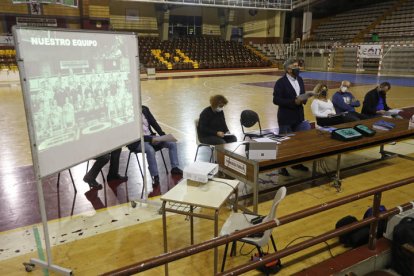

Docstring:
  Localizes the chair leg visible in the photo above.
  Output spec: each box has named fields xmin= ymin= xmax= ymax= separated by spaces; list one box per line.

xmin=124 ymin=151 xmax=132 ymax=176
xmin=270 ymin=234 xmax=278 ymax=252
xmin=209 ymin=147 xmax=214 ymax=163
xmin=230 ymin=241 xmax=237 ymax=257
xmin=100 ymin=169 xmax=107 ymax=207
xmin=221 ymin=243 xmax=229 ymax=272
xmin=68 ymin=169 xmax=77 ymax=194
xmin=134 ymin=153 xmax=144 ymax=180
xmin=159 ymin=150 xmax=168 ymax=174
xmin=194 ymin=145 xmax=201 ymax=162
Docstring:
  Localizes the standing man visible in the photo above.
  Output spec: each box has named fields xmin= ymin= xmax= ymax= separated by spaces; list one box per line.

xmin=332 ymin=80 xmax=367 ymax=121
xmin=273 ymin=59 xmax=311 ymax=176
xmin=362 ymin=82 xmax=392 ymax=118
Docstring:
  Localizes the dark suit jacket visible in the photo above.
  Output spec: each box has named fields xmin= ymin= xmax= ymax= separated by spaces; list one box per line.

xmin=142 ymin=105 xmax=165 ymax=136
xmin=362 ymin=88 xmax=390 ymax=116
xmin=128 ymin=105 xmax=165 ymax=149
xmin=273 ymin=74 xmax=306 ymax=126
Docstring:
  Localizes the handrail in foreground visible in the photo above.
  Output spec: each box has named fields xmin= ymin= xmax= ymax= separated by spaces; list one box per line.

xmin=101 ymin=176 xmax=414 ymax=276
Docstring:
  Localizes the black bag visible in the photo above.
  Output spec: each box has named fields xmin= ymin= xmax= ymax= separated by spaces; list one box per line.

xmin=336 ymin=215 xmax=358 ymax=247
xmin=391 ymin=217 xmax=414 ymax=276
xmin=335 ymin=215 xmax=369 ymax=248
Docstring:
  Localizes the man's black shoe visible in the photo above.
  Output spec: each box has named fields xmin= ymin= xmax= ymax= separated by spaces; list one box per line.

xmin=291 ymin=164 xmax=309 ymax=172
xmin=279 ymin=168 xmax=290 ymax=177
xmin=107 ymin=174 xmax=128 ymax=182
xmin=153 ymin=175 xmax=160 ymax=186
xmin=83 ymin=177 xmax=103 ymax=190
xmin=171 ymin=167 xmax=183 ymax=175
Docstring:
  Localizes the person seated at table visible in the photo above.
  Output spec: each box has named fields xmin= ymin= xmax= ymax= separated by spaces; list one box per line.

xmin=128 ymin=105 xmax=182 ymax=186
xmin=198 ymin=94 xmax=237 ymax=145
xmin=311 ymin=83 xmax=347 ymax=127
xmin=332 ymin=80 xmax=368 ymax=121
xmin=362 ymin=82 xmax=397 ymax=118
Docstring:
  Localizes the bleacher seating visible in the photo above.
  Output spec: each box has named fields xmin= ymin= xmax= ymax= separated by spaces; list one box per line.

xmin=312 ymin=1 xmax=394 ymax=42
xmin=138 ymin=36 xmax=271 ymax=71
xmin=364 ymin=0 xmax=414 ymax=41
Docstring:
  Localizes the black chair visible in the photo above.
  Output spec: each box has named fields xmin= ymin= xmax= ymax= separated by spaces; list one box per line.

xmin=240 ymin=110 xmax=267 ymax=140
xmin=124 ymin=143 xmax=168 ymax=181
xmin=194 ymin=119 xmax=214 ymax=162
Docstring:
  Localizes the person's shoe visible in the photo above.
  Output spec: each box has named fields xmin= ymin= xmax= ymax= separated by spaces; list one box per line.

xmin=83 ymin=177 xmax=103 ymax=190
xmin=171 ymin=167 xmax=183 ymax=175
xmin=153 ymin=175 xmax=160 ymax=186
xmin=291 ymin=164 xmax=309 ymax=172
xmin=278 ymin=168 xmax=290 ymax=177
xmin=107 ymin=173 xmax=128 ymax=182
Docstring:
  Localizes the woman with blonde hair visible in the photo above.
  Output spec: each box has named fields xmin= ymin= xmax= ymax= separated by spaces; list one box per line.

xmin=311 ymin=83 xmax=345 ymax=127
xmin=198 ymin=94 xmax=237 ymax=145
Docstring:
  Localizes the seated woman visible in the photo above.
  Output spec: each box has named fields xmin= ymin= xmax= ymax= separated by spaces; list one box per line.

xmin=311 ymin=84 xmax=346 ymax=127
xmin=198 ymin=94 xmax=237 ymax=145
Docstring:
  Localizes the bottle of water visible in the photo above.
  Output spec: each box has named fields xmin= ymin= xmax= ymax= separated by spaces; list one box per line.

xmin=409 ymin=115 xmax=414 ymax=129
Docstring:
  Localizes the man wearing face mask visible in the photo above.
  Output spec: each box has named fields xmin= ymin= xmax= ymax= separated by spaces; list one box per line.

xmin=332 ymin=80 xmax=367 ymax=121
xmin=198 ymin=94 xmax=237 ymax=145
xmin=362 ymin=82 xmax=392 ymax=118
xmin=273 ymin=59 xmax=311 ymax=176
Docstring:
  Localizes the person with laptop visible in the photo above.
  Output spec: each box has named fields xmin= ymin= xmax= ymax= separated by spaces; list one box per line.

xmin=362 ymin=82 xmax=395 ymax=118
xmin=273 ymin=58 xmax=311 ymax=176
xmin=198 ymin=94 xmax=237 ymax=145
xmin=331 ymin=80 xmax=367 ymax=121
xmin=311 ymin=83 xmax=346 ymax=127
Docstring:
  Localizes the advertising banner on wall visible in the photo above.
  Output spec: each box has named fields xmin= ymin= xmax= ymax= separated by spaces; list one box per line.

xmin=358 ymin=44 xmax=382 ymax=58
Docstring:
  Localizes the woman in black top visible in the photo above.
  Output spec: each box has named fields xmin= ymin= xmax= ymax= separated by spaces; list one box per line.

xmin=198 ymin=95 xmax=237 ymax=145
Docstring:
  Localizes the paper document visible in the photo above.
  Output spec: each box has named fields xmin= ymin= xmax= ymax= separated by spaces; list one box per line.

xmin=253 ymin=137 xmax=281 ymax=144
xmin=152 ymin=134 xmax=177 ymax=143
xmin=297 ymin=92 xmax=314 ymax=102
xmin=224 ymin=132 xmax=234 ymax=136
xmin=383 ymin=109 xmax=402 ymax=116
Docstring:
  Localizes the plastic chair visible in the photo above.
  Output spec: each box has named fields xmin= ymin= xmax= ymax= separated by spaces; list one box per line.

xmin=240 ymin=110 xmax=268 ymax=140
xmin=194 ymin=119 xmax=215 ymax=162
xmin=219 ymin=186 xmax=287 ymax=272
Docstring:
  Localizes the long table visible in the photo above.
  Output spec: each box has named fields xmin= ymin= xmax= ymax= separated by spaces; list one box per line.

xmin=215 ymin=117 xmax=414 ymax=213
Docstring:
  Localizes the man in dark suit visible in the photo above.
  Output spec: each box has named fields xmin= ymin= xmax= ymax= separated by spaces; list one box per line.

xmin=362 ymin=82 xmax=392 ymax=118
xmin=273 ymin=59 xmax=311 ymax=176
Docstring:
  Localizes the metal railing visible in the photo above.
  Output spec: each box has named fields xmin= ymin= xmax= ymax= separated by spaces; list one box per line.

xmin=102 ymin=176 xmax=414 ymax=276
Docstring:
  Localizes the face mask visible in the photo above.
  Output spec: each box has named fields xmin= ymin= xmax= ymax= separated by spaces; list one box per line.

xmin=340 ymin=86 xmax=348 ymax=93
xmin=216 ymin=107 xmax=223 ymax=112
xmin=320 ymin=90 xmax=327 ymax=97
xmin=291 ymin=68 xmax=300 ymax=77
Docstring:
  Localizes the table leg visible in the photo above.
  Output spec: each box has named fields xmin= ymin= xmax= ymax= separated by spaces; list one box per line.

xmin=162 ymin=201 xmax=169 ymax=276
xmin=190 ymin=205 xmax=194 ymax=245
xmin=214 ymin=210 xmax=218 ymax=275
xmin=253 ymin=164 xmax=259 ymax=213
xmin=333 ymin=154 xmax=342 ymax=192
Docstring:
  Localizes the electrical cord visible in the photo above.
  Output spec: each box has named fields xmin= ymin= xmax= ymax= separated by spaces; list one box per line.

xmin=284 ymin=235 xmax=335 ymax=258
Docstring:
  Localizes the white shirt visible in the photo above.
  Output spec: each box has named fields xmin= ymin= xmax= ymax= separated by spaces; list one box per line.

xmin=287 ymin=74 xmax=300 ymax=96
xmin=311 ymin=99 xmax=336 ymax=118
xmin=142 ymin=113 xmax=151 ymax=135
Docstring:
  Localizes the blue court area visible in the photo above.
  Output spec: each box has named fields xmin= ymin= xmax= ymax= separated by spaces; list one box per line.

xmin=301 ymin=71 xmax=414 ymax=87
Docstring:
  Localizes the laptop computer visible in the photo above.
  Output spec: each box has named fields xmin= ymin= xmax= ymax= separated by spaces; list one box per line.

xmin=247 ymin=142 xmax=278 ymax=160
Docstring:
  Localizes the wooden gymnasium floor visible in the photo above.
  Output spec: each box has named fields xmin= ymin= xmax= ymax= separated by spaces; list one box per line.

xmin=1 ymin=68 xmax=414 ymax=275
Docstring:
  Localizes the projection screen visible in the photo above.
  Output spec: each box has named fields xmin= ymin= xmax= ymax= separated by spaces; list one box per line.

xmin=13 ymin=27 xmax=141 ymax=177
